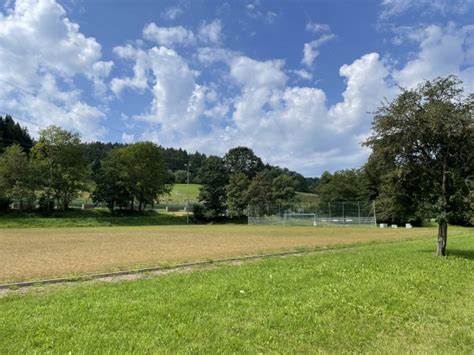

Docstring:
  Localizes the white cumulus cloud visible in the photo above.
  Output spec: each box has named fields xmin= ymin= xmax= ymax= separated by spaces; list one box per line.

xmin=143 ymin=22 xmax=196 ymax=47
xmin=111 ymin=45 xmax=149 ymax=95
xmin=198 ymin=20 xmax=223 ymax=44
xmin=393 ymin=23 xmax=474 ymax=90
xmin=380 ymin=0 xmax=473 ymax=18
xmin=110 ymin=44 xmax=229 ymax=146
xmin=329 ymin=53 xmax=395 ymax=132
xmin=222 ymin=53 xmax=394 ymax=174
xmin=0 ymin=0 xmax=112 ymax=140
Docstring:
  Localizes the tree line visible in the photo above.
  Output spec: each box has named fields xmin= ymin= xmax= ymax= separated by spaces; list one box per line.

xmin=0 ymin=121 xmax=303 ymax=214
xmin=194 ymin=147 xmax=300 ymax=220
xmin=0 ymin=125 xmax=167 ymax=212
xmin=80 ymin=140 xmax=314 ymax=190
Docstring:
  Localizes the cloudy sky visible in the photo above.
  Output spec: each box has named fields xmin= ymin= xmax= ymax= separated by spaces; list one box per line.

xmin=0 ymin=0 xmax=473 ymax=176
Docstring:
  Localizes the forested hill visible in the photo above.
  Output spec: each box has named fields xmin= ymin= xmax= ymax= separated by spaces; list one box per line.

xmin=83 ymin=142 xmax=318 ymax=191
xmin=0 ymin=115 xmax=318 ymax=192
xmin=0 ymin=115 xmax=33 ymax=153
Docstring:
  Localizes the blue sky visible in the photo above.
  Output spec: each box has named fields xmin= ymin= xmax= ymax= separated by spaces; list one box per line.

xmin=0 ymin=0 xmax=473 ymax=176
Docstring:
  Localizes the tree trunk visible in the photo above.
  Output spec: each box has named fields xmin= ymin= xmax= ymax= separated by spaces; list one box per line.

xmin=138 ymin=191 xmax=144 ymax=212
xmin=437 ymin=221 xmax=447 ymax=256
xmin=63 ymin=195 xmax=68 ymax=211
xmin=437 ymin=155 xmax=448 ymax=257
xmin=62 ymin=191 xmax=68 ymax=211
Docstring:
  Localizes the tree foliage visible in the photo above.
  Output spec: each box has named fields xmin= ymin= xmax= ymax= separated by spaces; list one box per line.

xmin=226 ymin=172 xmax=251 ymax=218
xmin=202 ymin=150 xmax=300 ymax=219
xmin=0 ymin=115 xmax=33 ymax=154
xmin=92 ymin=148 xmax=133 ymax=210
xmin=0 ymin=145 xmax=39 ymax=210
xmin=174 ymin=170 xmax=188 ymax=184
xmin=264 ymin=164 xmax=309 ymax=192
xmin=93 ymin=142 xmax=168 ymax=211
xmin=33 ymin=126 xmax=89 ymax=211
xmin=246 ymin=171 xmax=275 ymax=216
xmin=197 ymin=156 xmax=229 ymax=218
xmin=316 ymin=169 xmax=369 ymax=203
xmin=272 ymin=173 xmax=297 ymax=208
xmin=82 ymin=141 xmax=124 ymax=178
xmin=224 ymin=146 xmax=264 ymax=178
xmin=0 ymin=115 xmax=314 ymax=218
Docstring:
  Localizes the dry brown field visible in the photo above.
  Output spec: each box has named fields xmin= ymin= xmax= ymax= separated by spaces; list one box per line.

xmin=0 ymin=225 xmax=443 ymax=283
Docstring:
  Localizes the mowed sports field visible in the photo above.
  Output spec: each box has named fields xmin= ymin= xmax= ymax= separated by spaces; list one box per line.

xmin=0 ymin=224 xmax=458 ymax=283
xmin=0 ymin=229 xmax=472 ymax=353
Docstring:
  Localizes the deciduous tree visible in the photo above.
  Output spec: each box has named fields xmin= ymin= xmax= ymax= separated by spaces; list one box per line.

xmin=316 ymin=169 xmax=370 ymax=215
xmin=0 ymin=144 xmax=38 ymax=210
xmin=272 ymin=174 xmax=297 ymax=209
xmin=224 ymin=147 xmax=264 ymax=178
xmin=198 ymin=156 xmax=228 ymax=218
xmin=33 ymin=126 xmax=89 ymax=211
xmin=226 ymin=172 xmax=251 ymax=218
xmin=246 ymin=171 xmax=275 ymax=216
xmin=93 ymin=142 xmax=168 ymax=211
xmin=124 ymin=142 xmax=168 ymax=211
xmin=365 ymin=76 xmax=474 ymax=256
xmin=92 ymin=148 xmax=133 ymax=210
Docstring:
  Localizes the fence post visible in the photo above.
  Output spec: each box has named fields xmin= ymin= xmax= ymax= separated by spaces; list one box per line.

xmin=373 ymin=200 xmax=377 ymax=226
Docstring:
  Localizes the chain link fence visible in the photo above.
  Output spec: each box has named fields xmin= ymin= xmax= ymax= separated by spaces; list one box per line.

xmin=248 ymin=201 xmax=376 ymax=226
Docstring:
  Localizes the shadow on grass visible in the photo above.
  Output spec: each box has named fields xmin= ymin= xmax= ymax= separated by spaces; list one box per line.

xmin=446 ymin=249 xmax=474 ymax=260
xmin=419 ymin=248 xmax=474 ymax=260
xmin=0 ymin=210 xmax=190 ymax=227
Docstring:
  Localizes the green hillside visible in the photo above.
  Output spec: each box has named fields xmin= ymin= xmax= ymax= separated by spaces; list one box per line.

xmin=161 ymin=186 xmax=318 ymax=206
xmin=161 ymin=184 xmax=201 ymax=204
xmin=296 ymin=192 xmax=320 ymax=205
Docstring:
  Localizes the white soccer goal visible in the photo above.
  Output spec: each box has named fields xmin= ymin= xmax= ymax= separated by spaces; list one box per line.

xmin=283 ymin=213 xmax=317 ymax=226
xmin=248 ymin=214 xmax=317 ymax=226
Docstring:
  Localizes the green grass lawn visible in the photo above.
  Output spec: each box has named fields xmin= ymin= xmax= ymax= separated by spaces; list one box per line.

xmin=164 ymin=186 xmax=318 ymax=206
xmin=296 ymin=191 xmax=320 ymax=204
xmin=0 ymin=209 xmax=187 ymax=228
xmin=161 ymin=183 xmax=201 ymax=204
xmin=0 ymin=232 xmax=472 ymax=353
